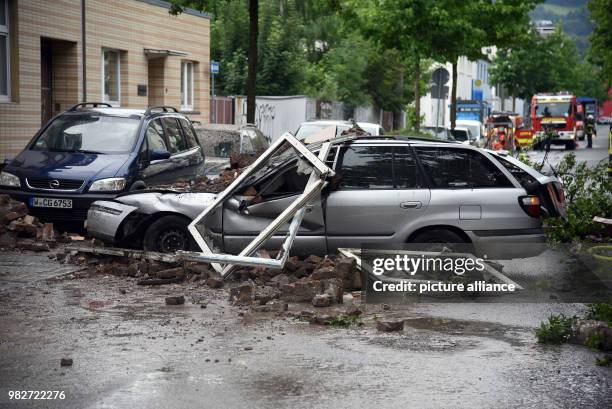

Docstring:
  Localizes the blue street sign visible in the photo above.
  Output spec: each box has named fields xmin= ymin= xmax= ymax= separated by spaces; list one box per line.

xmin=211 ymin=61 xmax=219 ymax=75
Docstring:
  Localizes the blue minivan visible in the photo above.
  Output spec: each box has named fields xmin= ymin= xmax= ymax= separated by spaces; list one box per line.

xmin=0 ymin=103 xmax=204 ymax=228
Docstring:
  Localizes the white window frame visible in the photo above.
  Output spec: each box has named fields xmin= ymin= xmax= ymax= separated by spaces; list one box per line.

xmin=0 ymin=0 xmax=10 ymax=103
xmin=181 ymin=61 xmax=194 ymax=111
xmin=102 ymin=49 xmax=121 ymax=106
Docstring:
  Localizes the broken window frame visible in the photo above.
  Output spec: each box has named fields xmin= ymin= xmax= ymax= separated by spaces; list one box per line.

xmin=184 ymin=132 xmax=335 ymax=278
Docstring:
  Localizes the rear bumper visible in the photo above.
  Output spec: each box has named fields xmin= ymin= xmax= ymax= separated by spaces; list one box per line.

xmin=0 ymin=188 xmax=120 ymax=225
xmin=467 ymin=229 xmax=547 ymax=259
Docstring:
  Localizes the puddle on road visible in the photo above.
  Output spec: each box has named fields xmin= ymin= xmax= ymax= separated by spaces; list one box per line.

xmin=251 ymin=373 xmax=306 ymax=397
xmin=402 ymin=317 xmax=530 ymax=347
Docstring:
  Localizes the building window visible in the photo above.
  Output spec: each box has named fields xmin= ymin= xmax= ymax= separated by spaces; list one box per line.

xmin=102 ymin=49 xmax=120 ymax=105
xmin=0 ymin=0 xmax=10 ymax=102
xmin=181 ymin=61 xmax=193 ymax=111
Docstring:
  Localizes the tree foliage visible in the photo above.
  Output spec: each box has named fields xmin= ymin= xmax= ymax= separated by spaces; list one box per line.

xmin=588 ymin=0 xmax=612 ymax=85
xmin=170 ymin=0 xmax=601 ymax=126
xmin=490 ymin=28 xmax=608 ymax=102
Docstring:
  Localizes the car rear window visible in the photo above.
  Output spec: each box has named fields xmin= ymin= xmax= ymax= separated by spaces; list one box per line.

xmin=490 ymin=155 xmax=538 ymax=188
xmin=336 ymin=146 xmax=420 ymax=189
xmin=32 ymin=114 xmax=140 ymax=154
xmin=415 ymin=147 xmax=513 ymax=188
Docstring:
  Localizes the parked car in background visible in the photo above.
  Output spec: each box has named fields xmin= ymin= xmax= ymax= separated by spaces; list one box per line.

xmin=456 ymin=119 xmax=485 ymax=147
xmin=421 ymin=126 xmax=455 ymax=141
xmin=449 ymin=127 xmax=474 ymax=144
xmin=0 ymin=103 xmax=204 ymax=229
xmin=294 ymin=120 xmax=384 ymax=140
xmin=196 ymin=124 xmax=269 ymax=178
xmin=87 ymin=135 xmax=565 ymax=260
xmin=598 ymin=116 xmax=612 ymax=125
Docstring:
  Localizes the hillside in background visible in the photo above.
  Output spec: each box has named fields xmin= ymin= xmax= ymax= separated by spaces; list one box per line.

xmin=530 ymin=0 xmax=593 ymax=56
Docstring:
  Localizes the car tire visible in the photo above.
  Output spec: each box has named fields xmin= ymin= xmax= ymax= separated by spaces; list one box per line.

xmin=143 ymin=215 xmax=196 ymax=253
xmin=410 ymin=229 xmax=467 ymax=244
xmin=565 ymin=141 xmax=576 ymax=150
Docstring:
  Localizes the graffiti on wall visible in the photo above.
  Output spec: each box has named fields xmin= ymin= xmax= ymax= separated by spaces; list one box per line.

xmin=240 ymin=99 xmax=276 ymax=142
xmin=256 ymin=103 xmax=276 ymax=139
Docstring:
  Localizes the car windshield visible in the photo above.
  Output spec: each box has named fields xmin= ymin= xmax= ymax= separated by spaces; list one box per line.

xmin=535 ymin=102 xmax=570 ymax=117
xmin=32 ymin=114 xmax=140 ymax=154
xmin=295 ymin=123 xmax=350 ymax=140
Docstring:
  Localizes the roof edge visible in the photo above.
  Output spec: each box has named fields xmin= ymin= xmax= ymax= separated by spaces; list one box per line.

xmin=135 ymin=0 xmax=212 ymax=20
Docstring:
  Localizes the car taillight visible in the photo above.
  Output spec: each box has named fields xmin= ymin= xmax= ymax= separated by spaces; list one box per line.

xmin=519 ymin=195 xmax=542 ymax=217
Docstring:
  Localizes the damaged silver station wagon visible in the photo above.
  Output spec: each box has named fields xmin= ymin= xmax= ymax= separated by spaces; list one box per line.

xmin=86 ymin=133 xmax=566 ymax=260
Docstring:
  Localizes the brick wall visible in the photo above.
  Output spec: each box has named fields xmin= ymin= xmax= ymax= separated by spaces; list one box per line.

xmin=0 ymin=0 xmax=210 ymax=160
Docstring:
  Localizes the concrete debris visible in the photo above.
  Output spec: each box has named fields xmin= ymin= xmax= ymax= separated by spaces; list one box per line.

xmin=570 ymin=320 xmax=612 ymax=351
xmin=153 ymin=172 xmax=242 ymax=194
xmin=309 ymin=314 xmax=335 ymax=325
xmin=281 ymin=280 xmax=320 ymax=302
xmin=165 ymin=296 xmax=186 ymax=306
xmin=254 ymin=285 xmax=280 ymax=305
xmin=206 ymin=276 xmax=224 ymax=288
xmin=229 ymin=281 xmax=255 ymax=305
xmin=376 ymin=319 xmax=404 ymax=332
xmin=345 ymin=305 xmax=362 ymax=317
xmin=312 ymin=294 xmax=332 ymax=307
xmin=0 ymin=195 xmax=91 ymax=252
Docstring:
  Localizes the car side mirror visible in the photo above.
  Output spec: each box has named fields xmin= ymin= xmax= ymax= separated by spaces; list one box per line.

xmin=150 ymin=149 xmax=171 ymax=161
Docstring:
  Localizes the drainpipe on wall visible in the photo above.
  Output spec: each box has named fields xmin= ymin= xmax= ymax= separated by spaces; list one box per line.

xmin=81 ymin=0 xmax=86 ymax=101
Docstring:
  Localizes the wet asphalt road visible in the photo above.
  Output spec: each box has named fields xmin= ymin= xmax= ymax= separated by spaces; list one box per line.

xmin=0 ymin=249 xmax=610 ymax=409
xmin=527 ymin=124 xmax=610 ymax=172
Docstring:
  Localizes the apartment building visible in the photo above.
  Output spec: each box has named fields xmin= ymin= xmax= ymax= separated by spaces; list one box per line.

xmin=0 ymin=0 xmax=211 ymax=160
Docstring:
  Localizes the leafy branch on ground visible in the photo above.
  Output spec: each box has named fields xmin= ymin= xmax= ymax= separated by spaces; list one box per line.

xmin=543 ymin=153 xmax=612 ymax=243
xmin=595 ymin=355 xmax=611 ymax=366
xmin=586 ymin=303 xmax=612 ymax=326
xmin=327 ymin=314 xmax=362 ymax=328
xmin=536 ymin=314 xmax=577 ymax=345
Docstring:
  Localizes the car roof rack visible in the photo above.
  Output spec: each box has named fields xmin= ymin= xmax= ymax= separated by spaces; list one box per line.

xmin=396 ymin=135 xmax=456 ymax=143
xmin=145 ymin=106 xmax=179 ymax=115
xmin=68 ymin=102 xmax=113 ymax=111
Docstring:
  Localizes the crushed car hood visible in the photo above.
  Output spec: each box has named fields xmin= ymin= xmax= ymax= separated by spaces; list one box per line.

xmin=116 ymin=191 xmax=218 ymax=220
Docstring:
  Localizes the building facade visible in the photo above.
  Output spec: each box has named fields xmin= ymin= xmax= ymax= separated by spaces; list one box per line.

xmin=0 ymin=0 xmax=211 ymax=160
xmin=420 ymin=51 xmax=524 ymax=128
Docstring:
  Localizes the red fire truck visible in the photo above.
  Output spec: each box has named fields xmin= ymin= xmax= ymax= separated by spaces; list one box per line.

xmin=531 ymin=92 xmax=578 ymax=150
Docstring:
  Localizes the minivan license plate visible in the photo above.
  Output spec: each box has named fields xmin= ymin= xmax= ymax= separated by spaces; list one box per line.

xmin=30 ymin=197 xmax=73 ymax=209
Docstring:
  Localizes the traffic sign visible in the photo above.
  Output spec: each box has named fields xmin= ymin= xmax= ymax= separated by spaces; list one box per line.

xmin=211 ymin=61 xmax=219 ymax=75
xmin=432 ymin=67 xmax=450 ymax=86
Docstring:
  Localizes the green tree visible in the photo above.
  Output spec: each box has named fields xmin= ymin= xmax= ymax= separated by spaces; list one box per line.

xmin=491 ymin=28 xmax=608 ymax=104
xmin=347 ymin=0 xmax=441 ymax=131
xmin=588 ymin=0 xmax=612 ymax=85
xmin=431 ymin=0 xmax=540 ymax=129
xmin=170 ymin=0 xmax=259 ymax=123
xmin=348 ymin=0 xmax=539 ymax=129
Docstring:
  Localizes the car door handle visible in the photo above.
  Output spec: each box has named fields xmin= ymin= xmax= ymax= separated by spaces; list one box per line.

xmin=400 ymin=201 xmax=422 ymax=209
